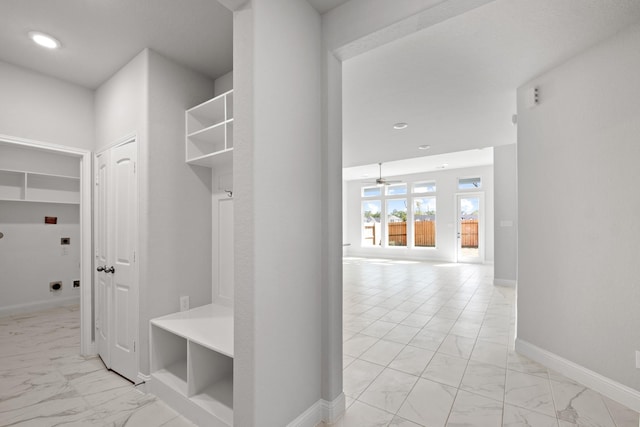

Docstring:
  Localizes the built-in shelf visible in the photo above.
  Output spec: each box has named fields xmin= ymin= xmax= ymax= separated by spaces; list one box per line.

xmin=149 ymin=303 xmax=234 ymax=426
xmin=0 ymin=169 xmax=80 ymax=204
xmin=186 ymin=90 xmax=233 ymax=168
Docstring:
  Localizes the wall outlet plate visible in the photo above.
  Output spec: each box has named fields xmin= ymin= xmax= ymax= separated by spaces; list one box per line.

xmin=180 ymin=296 xmax=189 ymax=312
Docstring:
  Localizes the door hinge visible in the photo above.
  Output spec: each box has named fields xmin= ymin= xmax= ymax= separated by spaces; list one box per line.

xmin=133 ymin=251 xmax=136 ymax=262
xmin=133 ymin=162 xmax=136 ymax=174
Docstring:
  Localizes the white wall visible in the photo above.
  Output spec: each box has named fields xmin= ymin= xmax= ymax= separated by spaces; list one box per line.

xmin=233 ymin=0 xmax=324 ymax=424
xmin=517 ymin=23 xmax=640 ymax=394
xmin=345 ymin=165 xmax=494 ymax=263
xmin=145 ymin=50 xmax=216 ymax=374
xmin=94 ymin=50 xmax=148 ymax=152
xmin=493 ymin=144 xmax=517 ymax=284
xmin=0 ymin=203 xmax=80 ymax=314
xmin=0 ymin=60 xmax=94 ymax=150
xmin=0 ymin=147 xmax=81 ymax=314
xmin=95 ymin=48 xmax=217 ymax=375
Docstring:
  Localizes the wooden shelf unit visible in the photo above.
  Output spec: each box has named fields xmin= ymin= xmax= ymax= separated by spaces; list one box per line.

xmin=186 ymin=90 xmax=233 ymax=168
xmin=0 ymin=169 xmax=80 ymax=204
xmin=149 ymin=303 xmax=234 ymax=426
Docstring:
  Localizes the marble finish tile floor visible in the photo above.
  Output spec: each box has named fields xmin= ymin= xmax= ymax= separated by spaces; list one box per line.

xmin=333 ymin=257 xmax=639 ymax=427
xmin=0 ymin=305 xmax=195 ymax=427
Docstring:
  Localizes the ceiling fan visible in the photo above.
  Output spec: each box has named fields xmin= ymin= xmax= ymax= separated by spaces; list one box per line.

xmin=365 ymin=162 xmax=402 ymax=186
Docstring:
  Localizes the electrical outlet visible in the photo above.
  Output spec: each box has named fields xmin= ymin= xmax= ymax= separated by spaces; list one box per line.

xmin=180 ymin=296 xmax=189 ymax=312
xmin=636 ymin=351 xmax=640 ymax=369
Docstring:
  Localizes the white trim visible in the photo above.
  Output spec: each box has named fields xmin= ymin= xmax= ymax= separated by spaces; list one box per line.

xmin=286 ymin=393 xmax=346 ymax=427
xmin=0 ymin=134 xmax=94 ymax=356
xmin=322 ymin=393 xmax=346 ymax=424
xmin=0 ymin=296 xmax=80 ymax=318
xmin=493 ymin=278 xmax=516 ymax=288
xmin=515 ymin=338 xmax=640 ymax=412
xmin=137 ymin=373 xmax=151 ymax=389
xmin=95 ymin=132 xmax=138 ymax=154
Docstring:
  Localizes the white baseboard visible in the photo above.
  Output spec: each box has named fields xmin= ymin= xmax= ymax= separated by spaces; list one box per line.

xmin=493 ymin=278 xmax=517 ymax=288
xmin=516 ymin=338 xmax=640 ymax=412
xmin=287 ymin=393 xmax=346 ymax=427
xmin=0 ymin=296 xmax=80 ymax=318
xmin=137 ymin=373 xmax=151 ymax=388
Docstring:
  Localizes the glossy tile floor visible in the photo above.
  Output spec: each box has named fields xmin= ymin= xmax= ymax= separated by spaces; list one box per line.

xmin=0 ymin=305 xmax=195 ymax=427
xmin=335 ymin=257 xmax=639 ymax=427
xmin=2 ymin=260 xmax=638 ymax=427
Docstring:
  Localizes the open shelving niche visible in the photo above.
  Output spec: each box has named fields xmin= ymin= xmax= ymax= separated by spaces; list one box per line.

xmin=149 ymin=303 xmax=234 ymax=426
xmin=149 ymin=90 xmax=235 ymax=426
xmin=0 ymin=169 xmax=80 ymax=204
xmin=185 ymin=89 xmax=233 ymax=168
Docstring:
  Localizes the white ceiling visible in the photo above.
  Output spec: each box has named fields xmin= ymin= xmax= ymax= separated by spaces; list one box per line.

xmin=1 ymin=0 xmax=639 ymax=178
xmin=343 ymin=0 xmax=640 ymax=172
xmin=307 ymin=0 xmax=351 ymax=15
xmin=343 ymin=148 xmax=493 ymax=181
xmin=0 ymin=0 xmax=233 ymax=89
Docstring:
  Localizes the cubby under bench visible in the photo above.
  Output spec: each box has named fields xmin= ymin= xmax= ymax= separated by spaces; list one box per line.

xmin=149 ymin=303 xmax=233 ymax=426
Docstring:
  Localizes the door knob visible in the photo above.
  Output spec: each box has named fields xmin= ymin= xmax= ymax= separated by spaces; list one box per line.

xmin=105 ymin=266 xmax=116 ymax=274
xmin=96 ymin=265 xmax=105 ymax=272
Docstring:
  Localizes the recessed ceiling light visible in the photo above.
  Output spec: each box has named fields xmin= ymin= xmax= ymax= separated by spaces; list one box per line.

xmin=418 ymin=144 xmax=431 ymax=150
xmin=393 ymin=122 xmax=408 ymax=130
xmin=28 ymin=31 xmax=61 ymax=49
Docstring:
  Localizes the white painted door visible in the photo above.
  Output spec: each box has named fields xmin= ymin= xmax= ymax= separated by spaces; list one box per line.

xmin=95 ymin=139 xmax=138 ymax=382
xmin=95 ymin=150 xmax=111 ymax=366
xmin=456 ymin=193 xmax=483 ymax=263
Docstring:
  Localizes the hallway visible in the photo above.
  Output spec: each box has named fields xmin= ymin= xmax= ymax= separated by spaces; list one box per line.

xmin=339 ymin=257 xmax=638 ymax=426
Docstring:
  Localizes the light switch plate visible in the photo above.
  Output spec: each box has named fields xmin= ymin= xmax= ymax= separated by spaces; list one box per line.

xmin=180 ymin=296 xmax=189 ymax=312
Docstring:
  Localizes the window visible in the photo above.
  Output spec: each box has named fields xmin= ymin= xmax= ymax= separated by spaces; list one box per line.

xmin=386 ymin=183 xmax=407 ymax=196
xmin=458 ymin=177 xmax=481 ymax=190
xmin=413 ymin=181 xmax=436 ymax=193
xmin=362 ymin=186 xmax=381 ymax=197
xmin=413 ymin=197 xmax=436 ymax=247
xmin=362 ymin=200 xmax=381 ymax=246
xmin=386 ymin=199 xmax=407 ymax=246
xmin=360 ymin=180 xmax=436 ymax=249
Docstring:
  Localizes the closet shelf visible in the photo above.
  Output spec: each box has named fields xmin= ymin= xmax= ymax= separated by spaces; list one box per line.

xmin=0 ymin=168 xmax=80 ymax=204
xmin=185 ymin=90 xmax=233 ymax=168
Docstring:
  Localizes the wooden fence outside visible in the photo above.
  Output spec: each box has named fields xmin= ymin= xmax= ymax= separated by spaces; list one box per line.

xmin=414 ymin=221 xmax=436 ymax=247
xmin=387 ymin=221 xmax=436 ymax=247
xmin=385 ymin=220 xmax=477 ymax=247
xmin=364 ymin=224 xmax=376 ymax=245
xmin=461 ymin=219 xmax=478 ymax=248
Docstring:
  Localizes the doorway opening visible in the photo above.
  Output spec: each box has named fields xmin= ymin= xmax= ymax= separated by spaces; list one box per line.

xmin=0 ymin=134 xmax=93 ymax=354
xmin=456 ymin=193 xmax=484 ymax=263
